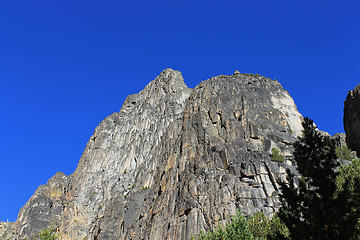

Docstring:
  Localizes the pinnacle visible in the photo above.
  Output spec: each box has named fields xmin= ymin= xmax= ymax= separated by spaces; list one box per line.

xmin=155 ymin=68 xmax=188 ymax=89
xmin=160 ymin=68 xmax=178 ymax=74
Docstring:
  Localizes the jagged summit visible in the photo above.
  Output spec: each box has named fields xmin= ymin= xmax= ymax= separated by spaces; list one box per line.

xmin=346 ymin=84 xmax=360 ymax=100
xmin=13 ymin=70 xmax=304 ymax=240
xmin=120 ymin=68 xmax=191 ymax=114
xmin=144 ymin=68 xmax=188 ymax=92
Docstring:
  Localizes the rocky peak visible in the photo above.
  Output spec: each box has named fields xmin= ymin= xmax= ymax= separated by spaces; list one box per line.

xmin=13 ymin=69 xmax=304 ymax=240
xmin=154 ymin=68 xmax=186 ymax=88
xmin=142 ymin=68 xmax=188 ymax=98
xmin=120 ymin=68 xmax=191 ymax=114
xmin=346 ymin=84 xmax=360 ymax=100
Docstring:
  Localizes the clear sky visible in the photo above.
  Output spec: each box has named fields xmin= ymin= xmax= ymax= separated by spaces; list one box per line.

xmin=1 ymin=0 xmax=359 ymax=221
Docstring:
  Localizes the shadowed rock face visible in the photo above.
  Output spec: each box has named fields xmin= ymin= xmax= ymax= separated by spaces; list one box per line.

xmin=13 ymin=69 xmax=303 ymax=240
xmin=344 ymin=84 xmax=360 ymax=156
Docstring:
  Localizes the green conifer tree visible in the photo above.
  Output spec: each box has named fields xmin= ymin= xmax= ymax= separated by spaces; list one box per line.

xmin=334 ymin=158 xmax=360 ymax=239
xmin=278 ymin=117 xmax=339 ymax=240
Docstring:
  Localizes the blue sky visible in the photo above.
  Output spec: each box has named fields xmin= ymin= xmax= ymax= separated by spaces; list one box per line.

xmin=1 ymin=0 xmax=359 ymax=221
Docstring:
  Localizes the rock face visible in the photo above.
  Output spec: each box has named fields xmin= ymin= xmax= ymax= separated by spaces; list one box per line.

xmin=14 ymin=69 xmax=303 ymax=240
xmin=344 ymin=84 xmax=360 ymax=156
xmin=332 ymin=133 xmax=347 ymax=148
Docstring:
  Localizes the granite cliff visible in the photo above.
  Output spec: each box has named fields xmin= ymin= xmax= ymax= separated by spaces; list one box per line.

xmin=344 ymin=84 xmax=360 ymax=156
xmin=9 ymin=69 xmax=305 ymax=239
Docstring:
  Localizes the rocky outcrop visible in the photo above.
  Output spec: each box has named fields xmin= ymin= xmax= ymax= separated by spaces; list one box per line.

xmin=332 ymin=133 xmax=347 ymax=148
xmin=344 ymin=84 xmax=360 ymax=156
xmin=16 ymin=172 xmax=71 ymax=238
xmin=14 ymin=69 xmax=303 ymax=240
xmin=0 ymin=221 xmax=16 ymax=239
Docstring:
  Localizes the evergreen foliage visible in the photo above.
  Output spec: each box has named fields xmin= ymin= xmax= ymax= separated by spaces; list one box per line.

xmin=271 ymin=148 xmax=284 ymax=163
xmin=278 ymin=117 xmax=360 ymax=240
xmin=334 ymin=158 xmax=360 ymax=239
xmin=266 ymin=215 xmax=290 ymax=240
xmin=193 ymin=117 xmax=360 ymax=240
xmin=248 ymin=212 xmax=289 ymax=240
xmin=192 ymin=211 xmax=255 ymax=240
xmin=192 ymin=212 xmax=289 ymax=240
xmin=248 ymin=212 xmax=270 ymax=239
xmin=335 ymin=145 xmax=353 ymax=160
xmin=34 ymin=227 xmax=58 ymax=240
xmin=278 ymin=117 xmax=339 ymax=239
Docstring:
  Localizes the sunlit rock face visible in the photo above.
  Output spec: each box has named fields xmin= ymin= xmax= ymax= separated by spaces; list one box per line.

xmin=15 ymin=69 xmax=303 ymax=240
xmin=344 ymin=84 xmax=360 ymax=157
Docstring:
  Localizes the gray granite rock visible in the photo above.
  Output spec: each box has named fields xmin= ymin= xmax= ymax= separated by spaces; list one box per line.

xmin=14 ymin=69 xmax=304 ymax=240
xmin=0 ymin=221 xmax=16 ymax=240
xmin=332 ymin=133 xmax=347 ymax=148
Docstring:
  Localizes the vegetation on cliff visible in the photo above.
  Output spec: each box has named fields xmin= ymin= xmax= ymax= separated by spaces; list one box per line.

xmin=194 ymin=117 xmax=360 ymax=240
xmin=191 ymin=212 xmax=289 ymax=240
xmin=34 ymin=227 xmax=58 ymax=240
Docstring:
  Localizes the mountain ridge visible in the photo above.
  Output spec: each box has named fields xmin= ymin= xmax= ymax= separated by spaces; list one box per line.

xmin=4 ymin=69 xmax=311 ymax=239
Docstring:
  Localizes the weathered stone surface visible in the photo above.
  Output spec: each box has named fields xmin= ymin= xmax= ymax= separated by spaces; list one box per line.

xmin=140 ymin=73 xmax=302 ymax=239
xmin=16 ymin=172 xmax=71 ymax=238
xmin=14 ymin=69 xmax=304 ymax=240
xmin=344 ymin=84 xmax=360 ymax=156
xmin=332 ymin=133 xmax=347 ymax=148
xmin=0 ymin=221 xmax=16 ymax=240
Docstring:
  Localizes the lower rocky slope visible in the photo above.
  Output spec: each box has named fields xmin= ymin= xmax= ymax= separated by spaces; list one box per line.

xmin=12 ymin=69 xmax=304 ymax=239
